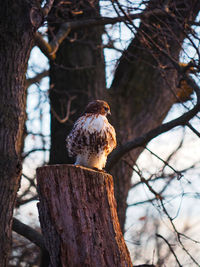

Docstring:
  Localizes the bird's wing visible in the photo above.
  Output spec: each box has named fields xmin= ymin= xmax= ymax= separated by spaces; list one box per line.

xmin=104 ymin=123 xmax=117 ymax=155
xmin=66 ymin=116 xmax=86 ymax=157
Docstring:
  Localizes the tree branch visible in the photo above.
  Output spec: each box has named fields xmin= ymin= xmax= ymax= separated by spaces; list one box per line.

xmin=106 ymin=75 xmax=200 ymax=171
xmin=35 ymin=9 xmax=165 ymax=59
xmin=145 ymin=147 xmax=182 ymax=179
xmin=35 ymin=32 xmax=56 ymax=60
xmin=156 ymin=234 xmax=182 ymax=267
xmin=12 ymin=218 xmax=46 ymax=251
xmin=26 ymin=70 xmax=49 ymax=88
xmin=50 ymin=95 xmax=76 ymax=123
xmin=22 ymin=148 xmax=49 ymax=160
xmin=186 ymin=122 xmax=200 ymax=138
xmin=42 ymin=0 xmax=54 ymax=17
xmin=16 ymin=195 xmax=38 ymax=207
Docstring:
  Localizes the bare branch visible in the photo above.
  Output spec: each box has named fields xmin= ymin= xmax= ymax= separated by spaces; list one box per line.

xmin=12 ymin=218 xmax=46 ymax=251
xmin=22 ymin=148 xmax=49 ymax=160
xmin=36 ymin=8 xmax=166 ymax=58
xmin=49 ymin=24 xmax=71 ymax=55
xmin=26 ymin=70 xmax=49 ymax=88
xmin=145 ymin=147 xmax=182 ymax=179
xmin=106 ymin=75 xmax=200 ymax=171
xmin=133 ymin=265 xmax=155 ymax=267
xmin=16 ymin=195 xmax=38 ymax=207
xmin=35 ymin=32 xmax=55 ymax=61
xmin=42 ymin=0 xmax=54 ymax=17
xmin=162 ymin=134 xmax=185 ymax=171
xmin=128 ymin=198 xmax=157 ymax=206
xmin=159 ymin=197 xmax=200 ymax=266
xmin=50 ymin=95 xmax=76 ymax=123
xmin=186 ymin=122 xmax=200 ymax=138
xmin=156 ymin=234 xmax=182 ymax=267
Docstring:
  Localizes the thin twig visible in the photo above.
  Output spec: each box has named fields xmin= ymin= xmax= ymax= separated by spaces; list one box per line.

xmin=156 ymin=234 xmax=182 ymax=267
xmin=50 ymin=96 xmax=76 ymax=123
xmin=159 ymin=198 xmax=200 ymax=266
xmin=186 ymin=122 xmax=200 ymax=138
xmin=124 ymin=160 xmax=162 ymax=200
xmin=22 ymin=148 xmax=49 ymax=160
xmin=162 ymin=134 xmax=185 ymax=172
xmin=144 ymin=146 xmax=183 ymax=179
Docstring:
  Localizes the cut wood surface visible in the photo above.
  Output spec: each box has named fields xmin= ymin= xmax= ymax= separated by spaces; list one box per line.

xmin=37 ymin=164 xmax=133 ymax=267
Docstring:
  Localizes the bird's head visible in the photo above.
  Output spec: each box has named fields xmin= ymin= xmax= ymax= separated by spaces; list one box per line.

xmin=84 ymin=100 xmax=111 ymax=116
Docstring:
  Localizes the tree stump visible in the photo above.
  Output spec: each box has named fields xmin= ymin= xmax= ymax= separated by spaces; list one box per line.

xmin=37 ymin=164 xmax=133 ymax=267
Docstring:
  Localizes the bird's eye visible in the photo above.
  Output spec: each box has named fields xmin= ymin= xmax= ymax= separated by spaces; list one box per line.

xmin=104 ymin=107 xmax=109 ymax=111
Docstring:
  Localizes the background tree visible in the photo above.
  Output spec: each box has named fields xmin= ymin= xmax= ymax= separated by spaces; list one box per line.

xmin=0 ymin=0 xmax=54 ymax=265
xmin=3 ymin=0 xmax=200 ymax=266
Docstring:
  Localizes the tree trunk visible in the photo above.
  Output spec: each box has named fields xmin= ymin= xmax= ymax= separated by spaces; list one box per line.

xmin=37 ymin=164 xmax=132 ymax=267
xmin=49 ymin=0 xmax=105 ymax=165
xmin=0 ymin=1 xmax=41 ymax=265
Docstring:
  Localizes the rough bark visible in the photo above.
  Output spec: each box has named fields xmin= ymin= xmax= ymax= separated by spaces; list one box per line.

xmin=49 ymin=0 xmax=105 ymax=164
xmin=37 ymin=164 xmax=132 ymax=267
xmin=0 ymin=1 xmax=42 ymax=265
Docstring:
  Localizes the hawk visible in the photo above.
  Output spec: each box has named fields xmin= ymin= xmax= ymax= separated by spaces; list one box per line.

xmin=66 ymin=100 xmax=116 ymax=170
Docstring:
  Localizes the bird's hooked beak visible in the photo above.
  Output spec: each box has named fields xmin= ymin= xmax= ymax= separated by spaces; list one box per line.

xmin=108 ymin=110 xmax=111 ymax=116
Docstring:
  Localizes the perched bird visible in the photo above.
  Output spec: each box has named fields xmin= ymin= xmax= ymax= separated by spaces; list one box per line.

xmin=66 ymin=100 xmax=116 ymax=170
